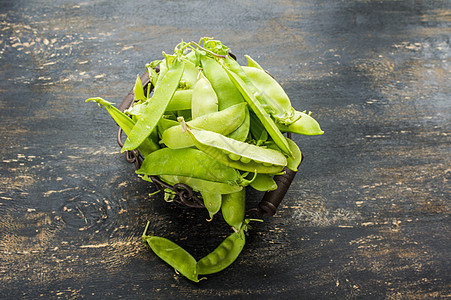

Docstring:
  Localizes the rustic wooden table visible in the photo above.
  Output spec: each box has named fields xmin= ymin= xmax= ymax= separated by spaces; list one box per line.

xmin=1 ymin=1 xmax=449 ymax=298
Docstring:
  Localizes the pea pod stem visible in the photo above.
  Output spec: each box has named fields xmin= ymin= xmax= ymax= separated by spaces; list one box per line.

xmin=142 ymin=223 xmax=199 ymax=282
xmin=187 ymin=41 xmax=228 ymax=59
xmin=196 ymin=227 xmax=246 ymax=275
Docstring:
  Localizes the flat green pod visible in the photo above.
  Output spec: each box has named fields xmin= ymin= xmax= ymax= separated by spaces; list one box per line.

xmin=285 ymin=138 xmax=303 ymax=172
xmin=157 ymin=175 xmax=243 ymax=195
xmin=242 ymin=66 xmax=295 ymax=124
xmin=277 ymin=110 xmax=324 ymax=136
xmin=187 ymin=127 xmax=287 ymax=174
xmin=249 ymin=173 xmax=278 ymax=191
xmin=165 ymin=89 xmax=193 ymax=111
xmin=221 ymin=189 xmax=246 ymax=231
xmin=201 ymin=55 xmax=245 ymax=110
xmin=201 ymin=191 xmax=222 ymax=219
xmin=221 ymin=62 xmax=292 ymax=157
xmin=196 ymin=228 xmax=245 ymax=275
xmin=162 ymin=102 xmax=247 ymax=149
xmin=122 ymin=59 xmax=185 ymax=152
xmin=142 ymin=223 xmax=199 ymax=282
xmin=136 ymin=148 xmax=244 ymax=185
xmin=191 ymin=71 xmax=218 ymax=118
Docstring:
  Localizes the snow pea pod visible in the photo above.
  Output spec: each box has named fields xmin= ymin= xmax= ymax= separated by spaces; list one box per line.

xmin=136 ymin=148 xmax=247 ymax=186
xmin=162 ymin=102 xmax=247 ymax=149
xmin=85 ymin=97 xmax=159 ymax=156
xmin=285 ymin=138 xmax=303 ymax=172
xmin=158 ymin=175 xmax=243 ymax=195
xmin=142 ymin=222 xmax=199 ymax=282
xmin=133 ymin=73 xmax=146 ymax=102
xmin=201 ymin=55 xmax=244 ymax=110
xmin=226 ymin=107 xmax=250 ymax=142
xmin=157 ymin=117 xmax=179 ymax=138
xmin=249 ymin=173 xmax=278 ymax=191
xmin=221 ymin=62 xmax=292 ymax=157
xmin=277 ymin=110 xmax=324 ymax=136
xmin=165 ymin=89 xmax=192 ymax=111
xmin=201 ymin=191 xmax=222 ymax=219
xmin=185 ymin=126 xmax=287 ymax=174
xmin=221 ymin=189 xmax=245 ymax=231
xmin=122 ymin=59 xmax=185 ymax=152
xmin=244 ymin=54 xmax=264 ymax=70
xmin=179 ymin=59 xmax=198 ymax=90
xmin=222 ymin=56 xmax=290 ymax=122
xmin=242 ymin=66 xmax=295 ymax=125
xmin=196 ymin=227 xmax=245 ymax=275
xmin=191 ymin=71 xmax=218 ymax=118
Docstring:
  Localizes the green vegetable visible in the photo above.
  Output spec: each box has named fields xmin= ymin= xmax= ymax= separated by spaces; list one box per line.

xmin=122 ymin=58 xmax=185 ymax=152
xmin=86 ymin=38 xmax=324 ymax=282
xmin=142 ymin=222 xmax=199 ymax=282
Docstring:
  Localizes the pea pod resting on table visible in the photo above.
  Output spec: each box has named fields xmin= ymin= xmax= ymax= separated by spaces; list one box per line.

xmin=142 ymin=220 xmax=252 ymax=282
xmin=142 ymin=222 xmax=200 ymax=282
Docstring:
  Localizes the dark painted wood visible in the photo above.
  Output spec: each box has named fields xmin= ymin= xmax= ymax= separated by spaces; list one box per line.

xmin=1 ymin=1 xmax=449 ymax=298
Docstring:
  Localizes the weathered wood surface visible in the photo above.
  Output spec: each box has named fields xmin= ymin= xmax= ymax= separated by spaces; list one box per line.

xmin=0 ymin=1 xmax=449 ymax=298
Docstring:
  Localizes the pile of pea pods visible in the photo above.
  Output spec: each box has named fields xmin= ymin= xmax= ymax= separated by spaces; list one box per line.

xmin=86 ymin=38 xmax=323 ymax=282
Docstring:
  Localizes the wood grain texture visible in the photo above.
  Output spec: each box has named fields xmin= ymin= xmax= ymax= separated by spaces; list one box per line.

xmin=0 ymin=0 xmax=449 ymax=298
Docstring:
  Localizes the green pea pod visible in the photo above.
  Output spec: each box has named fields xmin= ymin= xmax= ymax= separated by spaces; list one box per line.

xmin=179 ymin=59 xmax=198 ymax=90
xmin=154 ymin=55 xmax=173 ymax=91
xmin=222 ymin=56 xmax=293 ymax=123
xmin=277 ymin=110 xmax=324 ymax=136
xmin=185 ymin=125 xmax=287 ymax=174
xmin=125 ymin=101 xmax=147 ymax=119
xmin=201 ymin=55 xmax=244 ymax=111
xmin=227 ymin=107 xmax=250 ymax=142
xmin=136 ymin=148 xmax=247 ymax=186
xmin=85 ymin=97 xmax=159 ymax=156
xmin=196 ymin=227 xmax=245 ymax=275
xmin=242 ymin=66 xmax=295 ymax=125
xmin=221 ymin=189 xmax=246 ymax=231
xmin=191 ymin=71 xmax=218 ymax=118
xmin=248 ymin=110 xmax=267 ymax=142
xmin=220 ymin=62 xmax=293 ymax=157
xmin=122 ymin=59 xmax=185 ymax=152
xmin=201 ymin=191 xmax=222 ymax=219
xmin=285 ymin=138 xmax=303 ymax=172
xmin=157 ymin=117 xmax=179 ymax=138
xmin=162 ymin=102 xmax=247 ymax=149
xmin=142 ymin=222 xmax=199 ymax=282
xmin=133 ymin=74 xmax=146 ymax=102
xmin=244 ymin=54 xmax=264 ymax=70
xmin=249 ymin=173 xmax=278 ymax=191
xmin=165 ymin=89 xmax=192 ymax=111
xmin=157 ymin=175 xmax=243 ymax=195
xmin=267 ymin=137 xmax=303 ymax=172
